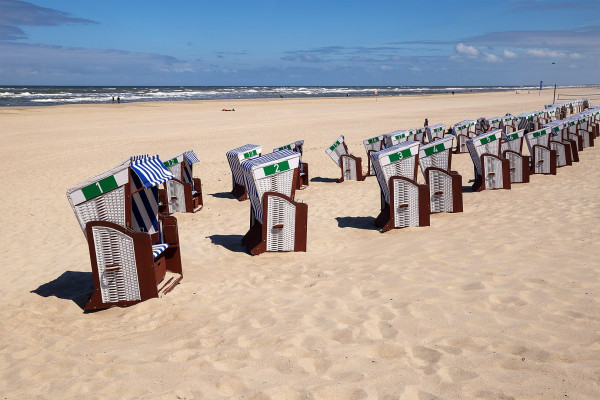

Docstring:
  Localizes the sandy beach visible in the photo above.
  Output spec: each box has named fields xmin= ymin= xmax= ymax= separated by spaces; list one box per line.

xmin=1 ymin=88 xmax=599 ymax=399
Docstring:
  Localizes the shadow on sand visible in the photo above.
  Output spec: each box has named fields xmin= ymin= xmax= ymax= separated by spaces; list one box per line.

xmin=207 ymin=234 xmax=247 ymax=253
xmin=310 ymin=176 xmax=338 ymax=183
xmin=31 ymin=271 xmax=93 ymax=310
xmin=210 ymin=191 xmax=235 ymax=199
xmin=335 ymin=216 xmax=378 ymax=231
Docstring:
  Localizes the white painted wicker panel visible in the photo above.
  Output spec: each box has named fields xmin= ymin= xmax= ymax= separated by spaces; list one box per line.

xmin=254 ymin=169 xmax=294 ymax=223
xmin=266 ymin=195 xmax=296 ymax=252
xmin=534 ymin=147 xmax=551 ymax=174
xmin=428 ymin=170 xmax=453 ymax=213
xmin=580 ymin=131 xmax=592 ymax=148
xmin=501 ymin=139 xmax=520 ymax=154
xmin=418 ymin=151 xmax=449 ymax=175
xmin=482 ymin=156 xmax=504 ymax=189
xmin=550 ymin=142 xmax=567 ymax=167
xmin=392 ymin=179 xmax=419 ymax=228
xmin=168 ymin=163 xmax=182 ymax=181
xmin=91 ymin=226 xmax=141 ymax=304
xmin=166 ymin=179 xmax=186 ymax=213
xmin=504 ymin=152 xmax=523 ymax=183
xmin=75 ymin=186 xmax=126 ymax=233
xmin=342 ymin=156 xmax=358 ymax=180
xmin=457 ymin=135 xmax=469 ymax=153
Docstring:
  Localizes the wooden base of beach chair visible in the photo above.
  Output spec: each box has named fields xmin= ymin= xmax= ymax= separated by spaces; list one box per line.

xmin=424 ymin=168 xmax=463 ymax=213
xmin=84 ymin=216 xmax=183 ymax=311
xmin=297 ymin=163 xmax=309 ymax=189
xmin=375 ymin=177 xmax=430 ymax=232
xmin=162 ymin=178 xmax=203 ymax=214
xmin=472 ymin=154 xmax=511 ymax=191
xmin=366 ymin=150 xmax=377 ymax=176
xmin=455 ymin=134 xmax=469 ymax=154
xmin=502 ymin=151 xmax=530 ymax=184
xmin=549 ymin=142 xmax=573 ymax=168
xmin=231 ymin=183 xmax=248 ymax=201
xmin=567 ymin=133 xmax=584 ymax=152
xmin=242 ymin=192 xmax=308 ymax=255
xmin=530 ymin=145 xmax=557 ymax=175
xmin=339 ymin=154 xmax=364 ymax=182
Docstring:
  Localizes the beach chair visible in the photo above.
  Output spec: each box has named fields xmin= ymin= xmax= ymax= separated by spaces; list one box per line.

xmin=161 ymin=150 xmax=203 ymax=214
xmin=66 ymin=155 xmax=183 ymax=310
xmin=325 ymin=135 xmax=364 ymax=182
xmin=274 ymin=140 xmax=309 ymax=188
xmin=418 ymin=136 xmax=463 ymax=213
xmin=517 ymin=111 xmax=539 ymax=132
xmin=501 ymin=129 xmax=530 ymax=184
xmin=240 ymin=150 xmax=307 ymax=255
xmin=426 ymin=123 xmax=445 ymax=143
xmin=486 ymin=117 xmax=502 ymax=131
xmin=467 ymin=129 xmax=511 ymax=191
xmin=363 ymin=134 xmax=385 ymax=176
xmin=371 ymin=141 xmax=430 ymax=232
xmin=226 ymin=144 xmax=261 ymax=200
xmin=453 ymin=120 xmax=476 ymax=153
xmin=524 ymin=128 xmax=557 ymax=175
xmin=383 ymin=130 xmax=410 ymax=148
xmin=589 ymin=106 xmax=600 ymax=138
xmin=500 ymin=114 xmax=519 ymax=134
xmin=475 ymin=117 xmax=490 ymax=135
xmin=544 ymin=121 xmax=574 ymax=167
xmin=411 ymin=127 xmax=427 ymax=143
xmin=570 ymin=113 xmax=595 ymax=149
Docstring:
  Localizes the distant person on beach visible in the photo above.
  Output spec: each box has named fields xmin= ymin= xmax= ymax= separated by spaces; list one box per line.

xmin=112 ymin=96 xmax=114 ymax=103
xmin=117 ymin=96 xmax=120 ymax=103
xmin=424 ymin=118 xmax=428 ymax=127
xmin=452 ymin=91 xmax=454 ymax=95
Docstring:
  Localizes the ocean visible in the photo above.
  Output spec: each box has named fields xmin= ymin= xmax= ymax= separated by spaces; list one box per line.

xmin=0 ymin=85 xmax=587 ymax=107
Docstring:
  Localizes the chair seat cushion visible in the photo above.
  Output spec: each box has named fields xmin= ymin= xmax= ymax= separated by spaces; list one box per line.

xmin=152 ymin=244 xmax=169 ymax=259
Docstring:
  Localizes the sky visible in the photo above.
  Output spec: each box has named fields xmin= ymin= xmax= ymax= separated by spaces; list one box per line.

xmin=0 ymin=0 xmax=599 ymax=86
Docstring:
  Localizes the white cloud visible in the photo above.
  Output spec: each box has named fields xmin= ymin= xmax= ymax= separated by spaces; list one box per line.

xmin=526 ymin=49 xmax=566 ymax=58
xmin=455 ymin=43 xmax=479 ymax=57
xmin=569 ymin=64 xmax=577 ymax=69
xmin=503 ymin=49 xmax=517 ymax=58
xmin=380 ymin=65 xmax=393 ymax=71
xmin=570 ymin=52 xmax=582 ymax=59
xmin=484 ymin=53 xmax=502 ymax=63
xmin=410 ymin=66 xmax=421 ymax=72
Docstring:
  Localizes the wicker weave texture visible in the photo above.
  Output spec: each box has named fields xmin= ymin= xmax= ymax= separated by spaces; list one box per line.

xmin=342 ymin=156 xmax=358 ymax=180
xmin=482 ymin=155 xmax=504 ymax=189
xmin=380 ymin=158 xmax=416 ymax=204
xmin=505 ymin=152 xmax=524 ymax=183
xmin=550 ymin=142 xmax=568 ymax=167
xmin=266 ymin=195 xmax=296 ymax=252
xmin=428 ymin=170 xmax=453 ymax=213
xmin=534 ymin=147 xmax=552 ymax=174
xmin=75 ymin=186 xmax=126 ymax=233
xmin=392 ymin=179 xmax=419 ymax=228
xmin=91 ymin=226 xmax=141 ymax=304
xmin=166 ymin=179 xmax=186 ymax=213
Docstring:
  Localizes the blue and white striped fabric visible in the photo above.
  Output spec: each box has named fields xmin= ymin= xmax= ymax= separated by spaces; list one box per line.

xmin=226 ymin=144 xmax=261 ymax=187
xmin=130 ymin=155 xmax=173 ymax=189
xmin=183 ymin=150 xmax=200 ymax=165
xmin=130 ymin=168 xmax=160 ymax=235
xmin=241 ymin=150 xmax=299 ymax=223
xmin=152 ymin=244 xmax=169 ymax=259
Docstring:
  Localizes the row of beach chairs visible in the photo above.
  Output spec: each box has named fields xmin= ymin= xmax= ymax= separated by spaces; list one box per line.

xmin=66 ymin=99 xmax=596 ymax=310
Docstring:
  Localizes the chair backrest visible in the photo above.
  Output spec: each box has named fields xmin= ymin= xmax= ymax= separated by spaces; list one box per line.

xmin=453 ymin=120 xmax=476 ymax=137
xmin=466 ymin=129 xmax=502 ymax=175
xmin=67 ymin=155 xmax=173 ymax=238
xmin=418 ymin=136 xmax=454 ymax=178
xmin=325 ymin=135 xmax=348 ymax=165
xmin=371 ymin=141 xmax=420 ymax=204
xmin=486 ymin=117 xmax=501 ymax=130
xmin=241 ymin=150 xmax=300 ymax=223
xmin=543 ymin=121 xmax=566 ymax=141
xmin=426 ymin=124 xmax=445 ymax=142
xmin=524 ymin=127 xmax=551 ymax=154
xmin=501 ymin=129 xmax=525 ymax=153
xmin=163 ymin=150 xmax=199 ymax=185
xmin=227 ymin=144 xmax=261 ymax=186
xmin=410 ymin=127 xmax=426 ymax=142
xmin=274 ymin=140 xmax=304 ymax=155
xmin=383 ymin=130 xmax=410 ymax=148
xmin=517 ymin=111 xmax=539 ymax=131
xmin=363 ymin=134 xmax=385 ymax=154
xmin=501 ymin=115 xmax=518 ymax=132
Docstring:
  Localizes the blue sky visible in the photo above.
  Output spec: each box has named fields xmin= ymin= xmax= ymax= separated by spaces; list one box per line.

xmin=0 ymin=0 xmax=599 ymax=86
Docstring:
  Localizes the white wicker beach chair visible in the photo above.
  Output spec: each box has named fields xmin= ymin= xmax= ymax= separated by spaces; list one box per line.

xmin=66 ymin=155 xmax=183 ymax=311
xmin=426 ymin=123 xmax=445 ymax=143
xmin=486 ymin=117 xmax=502 ymax=131
xmin=240 ymin=150 xmax=307 ymax=255
xmin=363 ymin=134 xmax=385 ymax=176
xmin=161 ymin=150 xmax=203 ymax=214
xmin=383 ymin=130 xmax=410 ymax=148
xmin=466 ymin=129 xmax=511 ymax=191
xmin=544 ymin=121 xmax=575 ymax=167
xmin=524 ymin=127 xmax=557 ymax=175
xmin=418 ymin=136 xmax=463 ymax=213
xmin=274 ymin=140 xmax=309 ymax=188
xmin=501 ymin=129 xmax=530 ymax=184
xmin=453 ymin=120 xmax=476 ymax=153
xmin=226 ymin=144 xmax=261 ymax=200
xmin=371 ymin=141 xmax=430 ymax=231
xmin=517 ymin=111 xmax=540 ymax=132
xmin=500 ymin=114 xmax=519 ymax=134
xmin=411 ymin=127 xmax=427 ymax=143
xmin=325 ymin=135 xmax=364 ymax=182
xmin=589 ymin=106 xmax=600 ymax=138
xmin=567 ymin=113 xmax=595 ymax=149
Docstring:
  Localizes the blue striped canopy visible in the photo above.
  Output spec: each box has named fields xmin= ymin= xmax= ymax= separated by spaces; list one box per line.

xmin=183 ymin=150 xmax=200 ymax=165
xmin=130 ymin=155 xmax=173 ymax=188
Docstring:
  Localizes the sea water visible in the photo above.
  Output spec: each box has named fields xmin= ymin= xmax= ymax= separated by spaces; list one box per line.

xmin=0 ymin=85 xmax=589 ymax=107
